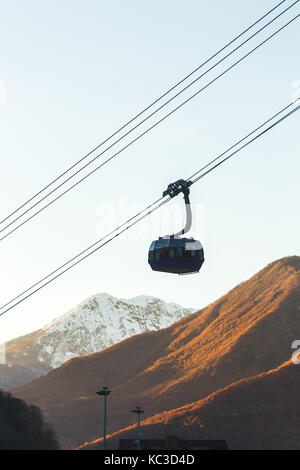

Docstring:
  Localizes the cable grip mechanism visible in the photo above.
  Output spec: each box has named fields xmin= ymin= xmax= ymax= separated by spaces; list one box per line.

xmin=163 ymin=179 xmax=192 ymax=203
xmin=163 ymin=179 xmax=193 ymax=237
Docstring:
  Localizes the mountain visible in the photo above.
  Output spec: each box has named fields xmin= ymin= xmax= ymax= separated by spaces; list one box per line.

xmin=0 ymin=293 xmax=193 ymax=390
xmin=79 ymin=359 xmax=300 ymax=450
xmin=11 ymin=256 xmax=300 ymax=449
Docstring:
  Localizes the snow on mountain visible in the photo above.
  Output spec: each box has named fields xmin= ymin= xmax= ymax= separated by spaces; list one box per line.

xmin=35 ymin=293 xmax=193 ymax=368
xmin=1 ymin=293 xmax=193 ymax=389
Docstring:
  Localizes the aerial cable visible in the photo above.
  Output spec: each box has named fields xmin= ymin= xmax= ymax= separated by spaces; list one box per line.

xmin=0 ymin=195 xmax=165 ymax=311
xmin=0 ymin=0 xmax=290 ymax=228
xmin=0 ymin=98 xmax=298 ymax=317
xmin=189 ymin=101 xmax=300 ymax=184
xmin=0 ymin=197 xmax=170 ymax=317
xmin=0 ymin=8 xmax=299 ymax=243
xmin=1 ymin=2 xmax=297 ymax=237
xmin=187 ymin=99 xmax=299 ymax=182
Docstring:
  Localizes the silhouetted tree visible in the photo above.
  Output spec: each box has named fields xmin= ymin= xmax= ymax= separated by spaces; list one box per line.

xmin=0 ymin=389 xmax=60 ymax=449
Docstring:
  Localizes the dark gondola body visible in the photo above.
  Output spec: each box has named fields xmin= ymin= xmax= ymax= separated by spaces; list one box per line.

xmin=148 ymin=236 xmax=204 ymax=274
xmin=148 ymin=179 xmax=205 ymax=275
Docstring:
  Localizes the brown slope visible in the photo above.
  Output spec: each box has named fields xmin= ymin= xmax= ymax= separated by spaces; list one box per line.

xmin=11 ymin=256 xmax=300 ymax=449
xmin=80 ymin=359 xmax=300 ymax=450
xmin=5 ymin=328 xmax=45 ymax=353
xmin=0 ymin=329 xmax=52 ymax=390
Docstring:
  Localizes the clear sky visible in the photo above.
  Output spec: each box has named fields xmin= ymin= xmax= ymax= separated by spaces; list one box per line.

xmin=0 ymin=0 xmax=299 ymax=343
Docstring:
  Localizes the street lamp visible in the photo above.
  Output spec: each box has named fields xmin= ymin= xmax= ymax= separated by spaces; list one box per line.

xmin=96 ymin=386 xmax=111 ymax=450
xmin=131 ymin=406 xmax=144 ymax=450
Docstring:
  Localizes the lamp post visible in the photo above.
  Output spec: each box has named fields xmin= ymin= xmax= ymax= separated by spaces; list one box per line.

xmin=131 ymin=406 xmax=144 ymax=450
xmin=96 ymin=386 xmax=111 ymax=450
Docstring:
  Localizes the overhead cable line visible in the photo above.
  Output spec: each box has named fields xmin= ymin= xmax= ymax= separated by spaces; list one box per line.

xmin=0 ymin=195 xmax=165 ymax=311
xmin=189 ymin=100 xmax=300 ymax=184
xmin=0 ymin=98 xmax=299 ymax=317
xmin=1 ymin=8 xmax=299 ymax=243
xmin=0 ymin=0 xmax=289 ymax=228
xmin=187 ymin=100 xmax=299 ymax=182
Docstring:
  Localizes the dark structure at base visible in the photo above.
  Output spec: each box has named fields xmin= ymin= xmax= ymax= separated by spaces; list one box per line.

xmin=118 ymin=435 xmax=228 ymax=450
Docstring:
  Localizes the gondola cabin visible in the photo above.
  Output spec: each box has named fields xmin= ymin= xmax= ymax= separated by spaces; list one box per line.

xmin=148 ymin=178 xmax=205 ymax=275
xmin=148 ymin=235 xmax=204 ymax=274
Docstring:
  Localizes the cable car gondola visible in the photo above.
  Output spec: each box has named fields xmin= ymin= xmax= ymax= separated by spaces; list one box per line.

xmin=148 ymin=179 xmax=204 ymax=275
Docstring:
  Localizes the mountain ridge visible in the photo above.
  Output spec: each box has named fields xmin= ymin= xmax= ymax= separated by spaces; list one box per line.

xmin=12 ymin=256 xmax=300 ymax=448
xmin=0 ymin=293 xmax=193 ymax=390
xmin=79 ymin=358 xmax=299 ymax=450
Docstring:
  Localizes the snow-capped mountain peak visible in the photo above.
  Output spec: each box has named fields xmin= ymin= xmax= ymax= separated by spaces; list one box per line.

xmin=1 ymin=293 xmax=193 ymax=389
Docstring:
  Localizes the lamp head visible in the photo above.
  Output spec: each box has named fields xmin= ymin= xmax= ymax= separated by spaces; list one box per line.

xmin=96 ymin=386 xmax=111 ymax=396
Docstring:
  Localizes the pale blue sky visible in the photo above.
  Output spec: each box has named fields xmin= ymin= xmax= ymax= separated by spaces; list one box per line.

xmin=0 ymin=0 xmax=299 ymax=342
